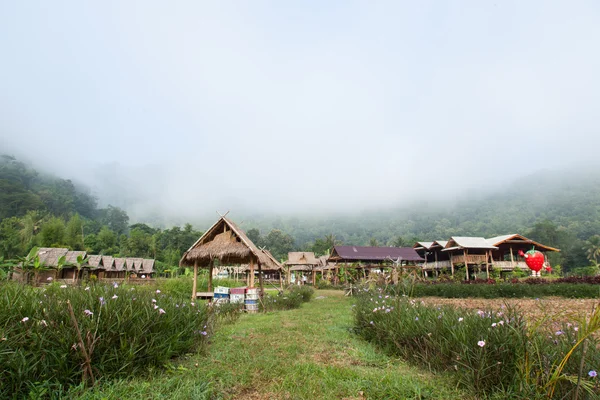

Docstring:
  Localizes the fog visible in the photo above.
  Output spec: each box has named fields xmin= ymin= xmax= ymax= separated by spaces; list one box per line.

xmin=1 ymin=1 xmax=599 ymax=223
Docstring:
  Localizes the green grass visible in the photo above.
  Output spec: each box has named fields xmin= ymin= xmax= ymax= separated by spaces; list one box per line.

xmin=73 ymin=290 xmax=469 ymax=400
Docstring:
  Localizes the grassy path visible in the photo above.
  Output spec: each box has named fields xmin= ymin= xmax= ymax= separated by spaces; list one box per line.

xmin=78 ymin=290 xmax=467 ymax=399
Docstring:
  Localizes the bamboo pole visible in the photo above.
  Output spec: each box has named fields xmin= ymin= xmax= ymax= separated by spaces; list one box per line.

xmin=191 ymin=260 xmax=198 ymax=301
xmin=464 ymin=249 xmax=469 ymax=281
xmin=257 ymin=260 xmax=264 ymax=299
xmin=485 ymin=250 xmax=490 ymax=279
xmin=450 ymin=254 xmax=454 ymax=277
xmin=249 ymin=259 xmax=255 ymax=287
xmin=208 ymin=259 xmax=214 ymax=292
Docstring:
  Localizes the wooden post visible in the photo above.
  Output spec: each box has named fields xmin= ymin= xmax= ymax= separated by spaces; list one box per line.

xmin=191 ymin=260 xmax=198 ymax=301
xmin=279 ymin=270 xmax=283 ymax=290
xmin=312 ymin=268 xmax=316 ymax=285
xmin=208 ymin=259 xmax=214 ymax=292
xmin=249 ymin=259 xmax=255 ymax=287
xmin=450 ymin=254 xmax=454 ymax=277
xmin=257 ymin=260 xmax=264 ymax=298
xmin=464 ymin=250 xmax=469 ymax=281
xmin=485 ymin=250 xmax=490 ymax=279
xmin=510 ymin=247 xmax=515 ymax=269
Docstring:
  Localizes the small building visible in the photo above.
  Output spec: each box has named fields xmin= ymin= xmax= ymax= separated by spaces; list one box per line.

xmin=285 ymin=252 xmax=319 ymax=284
xmin=180 ymin=216 xmax=276 ymax=299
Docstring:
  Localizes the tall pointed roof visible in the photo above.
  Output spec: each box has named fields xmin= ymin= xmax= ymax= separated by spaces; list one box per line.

xmin=179 ymin=216 xmax=271 ymax=267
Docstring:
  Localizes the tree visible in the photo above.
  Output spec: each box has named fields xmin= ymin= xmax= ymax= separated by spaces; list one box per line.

xmin=39 ymin=217 xmax=67 ymax=247
xmin=98 ymin=205 xmax=129 ymax=235
xmin=246 ymin=229 xmax=263 ymax=247
xmin=263 ymin=229 xmax=294 ymax=260
xmin=96 ymin=226 xmax=118 ymax=254
xmin=0 ymin=217 xmax=23 ymax=259
xmin=369 ymin=238 xmax=379 ymax=247
xmin=392 ymin=236 xmax=406 ymax=247
xmin=66 ymin=214 xmax=84 ymax=250
xmin=584 ymin=235 xmax=600 ymax=266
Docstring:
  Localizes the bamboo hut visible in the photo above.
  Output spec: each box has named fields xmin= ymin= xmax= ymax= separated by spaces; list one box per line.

xmin=284 ymin=252 xmax=319 ymax=285
xmin=179 ymin=216 xmax=273 ymax=300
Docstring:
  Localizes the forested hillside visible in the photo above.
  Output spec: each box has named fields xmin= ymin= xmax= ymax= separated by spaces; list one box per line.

xmin=1 ymin=155 xmax=599 ymax=271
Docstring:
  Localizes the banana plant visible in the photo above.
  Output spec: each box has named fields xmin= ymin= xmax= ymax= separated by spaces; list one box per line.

xmin=15 ymin=247 xmax=39 ymax=284
xmin=73 ymin=254 xmax=90 ymax=283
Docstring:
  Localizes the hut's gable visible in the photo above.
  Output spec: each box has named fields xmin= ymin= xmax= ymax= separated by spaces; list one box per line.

xmin=142 ymin=259 xmax=155 ymax=274
xmin=87 ymin=255 xmax=103 ymax=269
xmin=114 ymin=258 xmax=126 ymax=271
xmin=285 ymin=252 xmax=319 ymax=266
xmin=102 ymin=256 xmax=115 ymax=270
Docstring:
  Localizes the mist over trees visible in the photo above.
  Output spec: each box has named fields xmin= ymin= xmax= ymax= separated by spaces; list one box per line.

xmin=1 ymin=154 xmax=599 ymax=273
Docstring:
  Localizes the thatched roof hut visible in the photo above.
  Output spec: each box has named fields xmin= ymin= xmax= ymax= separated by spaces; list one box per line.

xmin=179 ymin=216 xmax=274 ymax=297
xmin=285 ymin=252 xmax=319 ymax=271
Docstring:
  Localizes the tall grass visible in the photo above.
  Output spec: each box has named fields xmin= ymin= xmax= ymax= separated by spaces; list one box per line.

xmin=353 ymin=288 xmax=600 ymax=398
xmin=0 ymin=281 xmax=212 ymax=398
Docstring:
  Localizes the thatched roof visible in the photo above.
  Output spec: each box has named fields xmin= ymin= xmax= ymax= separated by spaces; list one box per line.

xmin=102 ymin=256 xmax=115 ymax=269
xmin=88 ymin=255 xmax=103 ymax=269
xmin=114 ymin=258 xmax=126 ymax=271
xmin=179 ymin=217 xmax=272 ymax=268
xmin=285 ymin=252 xmax=319 ymax=266
xmin=126 ymin=258 xmax=144 ymax=271
xmin=65 ymin=251 xmax=87 ymax=265
xmin=260 ymin=249 xmax=284 ymax=272
xmin=142 ymin=259 xmax=155 ymax=274
xmin=36 ymin=248 xmax=69 ymax=267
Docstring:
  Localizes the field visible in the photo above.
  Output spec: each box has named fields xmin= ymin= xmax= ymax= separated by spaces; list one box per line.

xmin=74 ymin=290 xmax=468 ymax=400
xmin=417 ymin=296 xmax=599 ymax=327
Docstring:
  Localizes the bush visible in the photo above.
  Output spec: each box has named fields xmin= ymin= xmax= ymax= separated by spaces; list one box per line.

xmin=288 ymin=285 xmax=315 ymax=302
xmin=353 ymin=289 xmax=600 ymax=398
xmin=260 ymin=290 xmax=305 ymax=311
xmin=0 ymin=281 xmax=212 ymax=398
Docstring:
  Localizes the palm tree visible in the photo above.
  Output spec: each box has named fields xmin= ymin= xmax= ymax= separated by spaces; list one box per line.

xmin=584 ymin=235 xmax=600 ymax=266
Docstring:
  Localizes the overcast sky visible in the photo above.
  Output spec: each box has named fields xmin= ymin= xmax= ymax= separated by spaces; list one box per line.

xmin=1 ymin=1 xmax=599 ymax=221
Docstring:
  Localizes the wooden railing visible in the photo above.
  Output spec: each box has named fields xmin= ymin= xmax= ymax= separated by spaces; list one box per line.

xmin=451 ymin=254 xmax=488 ymax=264
xmin=491 ymin=261 xmax=528 ymax=271
xmin=422 ymin=260 xmax=452 ymax=269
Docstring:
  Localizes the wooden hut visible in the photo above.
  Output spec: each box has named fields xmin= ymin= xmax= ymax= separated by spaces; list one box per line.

xmin=442 ymin=237 xmax=497 ymax=280
xmin=285 ymin=252 xmax=319 ymax=285
xmin=413 ymin=241 xmax=450 ymax=275
xmin=179 ymin=216 xmax=274 ymax=300
xmin=486 ymin=234 xmax=559 ymax=272
xmin=112 ymin=258 xmax=127 ymax=279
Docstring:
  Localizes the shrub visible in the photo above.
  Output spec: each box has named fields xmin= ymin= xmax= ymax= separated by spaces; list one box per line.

xmin=288 ymin=285 xmax=315 ymax=302
xmin=260 ymin=290 xmax=304 ymax=311
xmin=0 ymin=281 xmax=212 ymax=398
xmin=353 ymin=289 xmax=600 ymax=398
